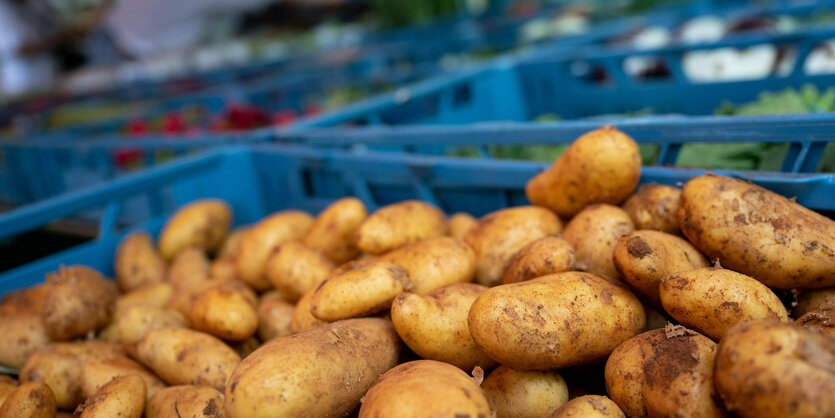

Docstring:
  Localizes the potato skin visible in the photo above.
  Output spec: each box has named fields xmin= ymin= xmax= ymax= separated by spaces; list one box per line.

xmin=289 ymin=288 xmax=327 ymax=334
xmin=257 ymin=292 xmax=294 ymax=341
xmin=464 ymin=206 xmax=563 ymax=287
xmin=158 ymin=199 xmax=232 ymax=261
xmin=612 ymin=230 xmax=708 ymax=309
xmin=359 ymin=360 xmax=490 ymax=418
xmin=43 ymin=266 xmax=118 ymax=340
xmin=80 ymin=355 xmax=166 ymax=400
xmin=562 ymin=204 xmax=634 ymax=283
xmin=526 ymin=125 xmax=641 ymax=217
xmin=0 ymin=375 xmax=16 ymax=407
xmin=0 ymin=381 xmax=56 ymax=418
xmin=310 ymin=261 xmax=412 ymax=321
xmin=72 ymin=375 xmax=146 ymax=418
xmin=0 ymin=285 xmax=52 ymax=368
xmin=235 ymin=210 xmax=314 ymax=291
xmin=114 ymin=232 xmax=167 ymax=292
xmin=795 ymin=306 xmax=835 ymax=337
xmin=265 ymin=242 xmax=335 ymax=302
xmin=468 ymin=272 xmax=645 ymax=370
xmin=19 ymin=349 xmax=83 ymax=409
xmin=380 ymin=236 xmax=476 ymax=294
xmin=167 ymin=248 xmax=211 ymax=291
xmin=481 ymin=366 xmax=568 ymax=418
xmin=622 ymin=184 xmax=682 ymax=235
xmin=660 ymin=268 xmax=788 ymax=340
xmin=146 ymin=385 xmax=225 ymax=418
xmin=218 ymin=227 xmax=248 ymax=259
xmin=187 ymin=280 xmax=258 ymax=341
xmin=391 ymin=283 xmax=494 ymax=370
xmin=117 ymin=283 xmax=174 ymax=312
xmin=449 ymin=212 xmax=477 ymax=241
xmin=794 ymin=288 xmax=835 ymax=317
xmin=715 ymin=320 xmax=835 ymax=418
xmin=502 ymin=236 xmax=574 ymax=284
xmin=301 ymin=197 xmax=367 ymax=264
xmin=550 ymin=395 xmax=625 ymax=418
xmin=117 ymin=305 xmax=186 ymax=357
xmin=678 ymin=174 xmax=835 ymax=289
xmin=355 ymin=200 xmax=448 ymax=255
xmin=225 ymin=318 xmax=401 ymax=418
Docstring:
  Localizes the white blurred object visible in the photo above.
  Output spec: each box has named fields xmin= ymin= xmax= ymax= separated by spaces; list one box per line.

xmin=775 ymin=15 xmax=798 ymax=34
xmin=804 ymin=40 xmax=835 ymax=75
xmin=519 ymin=18 xmax=553 ymax=43
xmin=550 ymin=11 xmax=590 ymax=36
xmin=623 ymin=26 xmax=671 ymax=77
xmin=678 ymin=15 xmax=725 ymax=44
xmin=683 ymin=45 xmax=777 ymax=83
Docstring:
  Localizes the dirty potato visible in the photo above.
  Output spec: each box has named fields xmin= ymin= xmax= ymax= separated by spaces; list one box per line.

xmin=380 ymin=236 xmax=476 ymax=294
xmin=481 ymin=366 xmax=569 ymax=418
xmin=188 ymin=280 xmax=258 ymax=341
xmin=310 ymin=261 xmax=412 ymax=321
xmin=448 ymin=212 xmax=477 ymax=241
xmin=114 ymin=232 xmax=167 ymax=292
xmin=72 ymin=375 xmax=145 ymax=418
xmin=80 ymin=355 xmax=165 ymax=401
xmin=794 ymin=288 xmax=835 ymax=317
xmin=795 ymin=307 xmax=835 ymax=337
xmin=0 ymin=375 xmax=16 ymax=407
xmin=301 ymin=197 xmax=367 ymax=264
xmin=117 ymin=305 xmax=186 ymax=357
xmin=621 ymin=184 xmax=682 ymax=235
xmin=158 ymin=199 xmax=232 ymax=261
xmin=265 ymin=242 xmax=335 ymax=302
xmin=257 ymin=292 xmax=294 ymax=341
xmin=0 ymin=285 xmax=52 ymax=368
xmin=355 ymin=200 xmax=447 ymax=255
xmin=550 ymin=395 xmax=625 ymax=417
xmin=145 ymin=385 xmax=225 ymax=418
xmin=218 ymin=227 xmax=249 ymax=259
xmin=167 ymin=248 xmax=211 ymax=291
xmin=289 ymin=288 xmax=328 ymax=334
xmin=562 ymin=204 xmax=634 ymax=283
xmin=0 ymin=381 xmax=56 ymax=418
xmin=43 ymin=266 xmax=118 ymax=341
xmin=235 ymin=210 xmax=314 ymax=291
xmin=502 ymin=236 xmax=575 ymax=284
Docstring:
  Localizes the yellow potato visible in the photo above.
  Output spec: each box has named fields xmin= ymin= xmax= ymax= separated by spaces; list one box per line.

xmin=218 ymin=227 xmax=249 ymax=259
xmin=72 ymin=375 xmax=145 ymax=418
xmin=621 ymin=184 xmax=682 ymax=235
xmin=390 ymin=283 xmax=494 ymax=370
xmin=358 ymin=360 xmax=490 ymax=418
xmin=715 ymin=320 xmax=835 ymax=418
xmin=526 ymin=126 xmax=641 ymax=217
xmin=562 ymin=204 xmax=635 ymax=283
xmin=380 ymin=236 xmax=476 ymax=294
xmin=136 ymin=327 xmax=241 ymax=391
xmin=310 ymin=261 xmax=412 ymax=321
xmin=468 ymin=272 xmax=645 ymax=370
xmin=795 ymin=306 xmax=835 ymax=337
xmin=0 ymin=381 xmax=56 ymax=418
xmin=481 ymin=366 xmax=569 ymax=418
xmin=235 ymin=210 xmax=314 ymax=291
xmin=265 ymin=242 xmax=335 ymax=302
xmin=448 ymin=212 xmax=477 ymax=241
xmin=187 ymin=280 xmax=258 ymax=341
xmin=678 ymin=174 xmax=835 ymax=289
xmin=464 ymin=206 xmax=563 ymax=286
xmin=289 ymin=288 xmax=327 ymax=334
xmin=116 ymin=283 xmax=175 ymax=313
xmin=502 ymin=236 xmax=574 ymax=284
xmin=612 ymin=230 xmax=708 ymax=309
xmin=158 ymin=199 xmax=232 ymax=261
xmin=229 ymin=336 xmax=261 ymax=360
xmin=355 ymin=200 xmax=447 ymax=255
xmin=301 ymin=197 xmax=368 ymax=264
xmin=794 ymin=287 xmax=835 ymax=317
xmin=19 ymin=349 xmax=83 ymax=409
xmin=0 ymin=285 xmax=52 ymax=368
xmin=550 ymin=395 xmax=625 ymax=418
xmin=167 ymin=248 xmax=210 ymax=291
xmin=257 ymin=292 xmax=294 ymax=341
xmin=114 ymin=232 xmax=167 ymax=292
xmin=43 ymin=265 xmax=118 ymax=340
xmin=210 ymin=257 xmax=238 ymax=282
xmin=225 ymin=318 xmax=401 ymax=418
xmin=0 ymin=375 xmax=17 ymax=407
xmin=660 ymin=267 xmax=788 ymax=340
xmin=117 ymin=305 xmax=186 ymax=357
xmin=80 ymin=355 xmax=166 ymax=400
xmin=146 ymin=385 xmax=225 ymax=418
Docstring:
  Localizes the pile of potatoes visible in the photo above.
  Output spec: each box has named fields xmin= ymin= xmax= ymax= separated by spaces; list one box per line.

xmin=1 ymin=125 xmax=834 ymax=418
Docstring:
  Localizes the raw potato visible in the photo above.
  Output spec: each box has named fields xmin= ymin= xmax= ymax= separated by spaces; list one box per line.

xmin=380 ymin=236 xmax=476 ymax=294
xmin=218 ymin=227 xmax=248 ymax=259
xmin=612 ymin=230 xmax=708 ymax=308
xmin=146 ymin=385 xmax=225 ymax=418
xmin=310 ymin=261 xmax=412 ymax=321
xmin=526 ymin=125 xmax=641 ymax=217
xmin=481 ymin=366 xmax=569 ymax=418
xmin=390 ymin=283 xmax=494 ymax=370
xmin=715 ymin=320 xmax=835 ymax=418
xmin=136 ymin=327 xmax=241 ymax=391
xmin=660 ymin=267 xmax=788 ymax=340
xmin=358 ymin=360 xmax=490 ymax=418
xmin=235 ymin=210 xmax=314 ymax=291
xmin=464 ymin=206 xmax=563 ymax=286
xmin=678 ymin=174 xmax=835 ymax=289
xmin=604 ymin=327 xmax=725 ymax=418
xmin=114 ymin=232 xmax=167 ymax=292
xmin=116 ymin=283 xmax=174 ymax=313
xmin=210 ymin=257 xmax=238 ymax=282
xmin=622 ymin=184 xmax=682 ymax=235
xmin=289 ymin=288 xmax=327 ymax=334
xmin=265 ymin=242 xmax=335 ymax=302
xmin=468 ymin=272 xmax=645 ymax=370
xmin=0 ymin=375 xmax=17 ymax=407
xmin=257 ymin=292 xmax=294 ymax=341
xmin=72 ymin=375 xmax=145 ymax=418
xmin=301 ymin=197 xmax=367 ymax=264
xmin=229 ymin=336 xmax=261 ymax=359
xmin=0 ymin=381 xmax=56 ymax=418
xmin=502 ymin=236 xmax=575 ymax=284
xmin=449 ymin=212 xmax=477 ymax=241
xmin=188 ymin=280 xmax=258 ymax=341
xmin=19 ymin=349 xmax=83 ymax=409
xmin=43 ymin=266 xmax=118 ymax=340
xmin=158 ymin=199 xmax=232 ymax=261
xmin=117 ymin=305 xmax=186 ymax=357
xmin=166 ymin=278 xmax=226 ymax=317
xmin=167 ymin=248 xmax=211 ymax=291
xmin=796 ymin=307 xmax=835 ymax=337
xmin=355 ymin=200 xmax=448 ymax=255
xmin=225 ymin=318 xmax=401 ymax=418
xmin=794 ymin=288 xmax=835 ymax=317
xmin=562 ymin=204 xmax=635 ymax=283
xmin=80 ymin=355 xmax=166 ymax=400
xmin=0 ymin=285 xmax=52 ymax=368
xmin=550 ymin=395 xmax=625 ymax=418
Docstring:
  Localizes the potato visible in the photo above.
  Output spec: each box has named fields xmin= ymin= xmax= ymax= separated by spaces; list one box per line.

xmin=225 ymin=318 xmax=401 ymax=418
xmin=0 ymin=381 xmax=56 ymax=418
xmin=188 ymin=280 xmax=258 ymax=341
xmin=481 ymin=366 xmax=568 ymax=418
xmin=80 ymin=355 xmax=165 ymax=400
xmin=289 ymin=288 xmax=327 ymax=334
xmin=167 ymin=248 xmax=210 ymax=291
xmin=794 ymin=288 xmax=835 ymax=317
xmin=72 ymin=375 xmax=145 ymax=418
xmin=464 ymin=206 xmax=563 ymax=286
xmin=526 ymin=126 xmax=641 ymax=217
xmin=117 ymin=305 xmax=186 ymax=357
xmin=715 ymin=320 xmax=835 ymax=418
xmin=604 ymin=327 xmax=725 ymax=418
xmin=0 ymin=375 xmax=17 ymax=407
xmin=380 ymin=236 xmax=476 ymax=293
xmin=562 ymin=204 xmax=634 ymax=283
xmin=218 ymin=227 xmax=248 ymax=259
xmin=358 ymin=360 xmax=490 ymax=418
xmin=612 ymin=230 xmax=708 ymax=308
xmin=43 ymin=266 xmax=118 ymax=340
xmin=136 ymin=328 xmax=241 ymax=391
xmin=19 ymin=349 xmax=83 ymax=409
xmin=229 ymin=336 xmax=261 ymax=359
xmin=158 ymin=199 xmax=232 ymax=261
xmin=660 ymin=267 xmax=788 ymax=340
xmin=114 ymin=232 xmax=167 ymax=292
xmin=0 ymin=285 xmax=52 ymax=368
xmin=146 ymin=385 xmax=225 ymax=418
xmin=468 ymin=272 xmax=645 ymax=370
xmin=117 ymin=283 xmax=174 ymax=313
xmin=257 ymin=292 xmax=294 ymax=341
xmin=301 ymin=197 xmax=367 ymax=264
xmin=165 ymin=278 xmax=227 ymax=317
xmin=235 ymin=210 xmax=314 ymax=291
xmin=265 ymin=242 xmax=335 ymax=302
xmin=796 ymin=307 xmax=835 ymax=337
xmin=391 ymin=283 xmax=494 ymax=370
xmin=310 ymin=261 xmax=412 ymax=321
xmin=502 ymin=236 xmax=574 ymax=284
xmin=622 ymin=184 xmax=682 ymax=235
xmin=355 ymin=200 xmax=447 ymax=255
xmin=210 ymin=257 xmax=237 ymax=282
xmin=550 ymin=395 xmax=625 ymax=418
xmin=449 ymin=212 xmax=477 ymax=241
xmin=678 ymin=174 xmax=835 ymax=289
